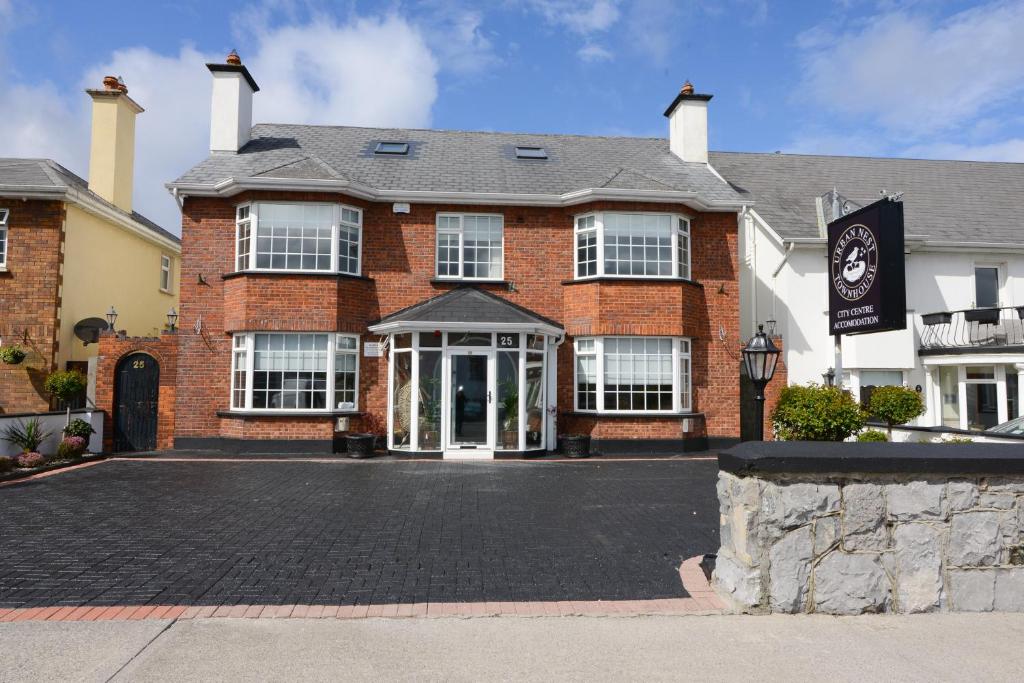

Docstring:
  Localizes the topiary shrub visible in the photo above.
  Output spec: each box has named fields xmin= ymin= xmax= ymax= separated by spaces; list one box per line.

xmin=15 ymin=452 xmax=46 ymax=468
xmin=63 ymin=418 xmax=96 ymax=440
xmin=44 ymin=369 xmax=88 ymax=427
xmin=772 ymin=384 xmax=866 ymax=441
xmin=857 ymin=429 xmax=889 ymax=442
xmin=56 ymin=436 xmax=87 ymax=460
xmin=0 ymin=456 xmax=15 ymax=473
xmin=867 ymin=385 xmax=926 ymax=439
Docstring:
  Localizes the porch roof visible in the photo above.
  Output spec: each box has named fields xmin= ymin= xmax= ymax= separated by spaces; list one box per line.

xmin=368 ymin=287 xmax=564 ymax=336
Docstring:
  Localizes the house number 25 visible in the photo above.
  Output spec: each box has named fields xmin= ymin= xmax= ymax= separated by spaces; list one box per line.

xmin=498 ymin=335 xmax=515 ymax=348
xmin=133 ymin=359 xmax=146 ymax=369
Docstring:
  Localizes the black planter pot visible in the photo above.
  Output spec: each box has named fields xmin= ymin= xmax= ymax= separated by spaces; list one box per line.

xmin=562 ymin=434 xmax=591 ymax=459
xmin=921 ymin=312 xmax=952 ymax=326
xmin=345 ymin=433 xmax=376 ymax=459
xmin=964 ymin=307 xmax=1000 ymax=325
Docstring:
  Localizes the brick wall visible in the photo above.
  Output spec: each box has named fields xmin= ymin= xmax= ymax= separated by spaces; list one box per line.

xmin=95 ymin=333 xmax=178 ymax=451
xmin=175 ymin=192 xmax=741 ymax=447
xmin=0 ymin=200 xmax=65 ymax=414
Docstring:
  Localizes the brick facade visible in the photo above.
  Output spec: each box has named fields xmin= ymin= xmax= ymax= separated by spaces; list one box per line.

xmin=174 ymin=192 xmax=742 ymax=452
xmin=0 ymin=200 xmax=65 ymax=414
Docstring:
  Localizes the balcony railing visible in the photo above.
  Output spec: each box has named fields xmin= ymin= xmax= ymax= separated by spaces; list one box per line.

xmin=919 ymin=306 xmax=1024 ymax=352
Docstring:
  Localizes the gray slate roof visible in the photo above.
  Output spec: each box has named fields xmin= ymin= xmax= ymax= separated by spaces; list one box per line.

xmin=373 ymin=287 xmax=563 ymax=330
xmin=710 ymin=151 xmax=1024 ymax=244
xmin=0 ymin=158 xmax=178 ymax=244
xmin=173 ymin=124 xmax=742 ymax=204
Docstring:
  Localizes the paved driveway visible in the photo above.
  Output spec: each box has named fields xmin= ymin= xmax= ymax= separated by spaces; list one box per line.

xmin=0 ymin=458 xmax=719 ymax=609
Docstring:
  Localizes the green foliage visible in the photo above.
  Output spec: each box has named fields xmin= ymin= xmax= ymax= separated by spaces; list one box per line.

xmin=772 ymin=384 xmax=866 ymax=442
xmin=43 ymin=370 xmax=88 ymax=402
xmin=63 ymin=418 xmax=96 ymax=439
xmin=500 ymin=379 xmax=519 ymax=431
xmin=857 ymin=429 xmax=889 ymax=442
xmin=0 ymin=345 xmax=26 ymax=364
xmin=2 ymin=418 xmax=51 ymax=454
xmin=867 ymin=385 xmax=926 ymax=437
xmin=946 ymin=436 xmax=974 ymax=444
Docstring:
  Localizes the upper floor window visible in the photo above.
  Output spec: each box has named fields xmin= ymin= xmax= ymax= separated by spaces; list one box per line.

xmin=575 ymin=212 xmax=690 ymax=280
xmin=160 ymin=254 xmax=172 ymax=292
xmin=974 ymin=265 xmax=1000 ymax=308
xmin=0 ymin=208 xmax=8 ymax=268
xmin=436 ymin=213 xmax=504 ymax=280
xmin=235 ymin=202 xmax=362 ymax=275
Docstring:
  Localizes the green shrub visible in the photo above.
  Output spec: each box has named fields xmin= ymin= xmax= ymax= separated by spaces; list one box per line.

xmin=857 ymin=429 xmax=889 ymax=442
xmin=867 ymin=385 xmax=925 ymax=438
xmin=63 ymin=419 xmax=95 ymax=439
xmin=2 ymin=418 xmax=51 ymax=454
xmin=945 ymin=436 xmax=973 ymax=444
xmin=772 ymin=384 xmax=866 ymax=441
xmin=44 ymin=370 xmax=87 ymax=405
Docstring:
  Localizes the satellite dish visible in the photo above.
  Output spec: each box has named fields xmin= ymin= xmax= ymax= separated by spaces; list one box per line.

xmin=73 ymin=317 xmax=109 ymax=346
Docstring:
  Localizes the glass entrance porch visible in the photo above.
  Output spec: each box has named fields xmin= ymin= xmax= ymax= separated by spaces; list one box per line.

xmin=387 ymin=331 xmax=550 ymax=455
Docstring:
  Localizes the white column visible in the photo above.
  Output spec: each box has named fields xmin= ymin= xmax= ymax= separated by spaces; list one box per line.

xmin=1016 ymin=363 xmax=1024 ymax=418
xmin=996 ymin=365 xmax=1009 ymax=426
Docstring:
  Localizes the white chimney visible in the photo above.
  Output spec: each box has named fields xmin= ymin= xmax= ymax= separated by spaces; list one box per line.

xmin=207 ymin=50 xmax=259 ymax=153
xmin=664 ymin=81 xmax=711 ymax=164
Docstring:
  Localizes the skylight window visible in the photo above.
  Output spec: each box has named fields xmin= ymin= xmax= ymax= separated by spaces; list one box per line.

xmin=515 ymin=146 xmax=548 ymax=160
xmin=375 ymin=142 xmax=409 ymax=155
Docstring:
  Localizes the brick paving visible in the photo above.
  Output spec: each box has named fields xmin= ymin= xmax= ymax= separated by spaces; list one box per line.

xmin=0 ymin=458 xmax=719 ymax=611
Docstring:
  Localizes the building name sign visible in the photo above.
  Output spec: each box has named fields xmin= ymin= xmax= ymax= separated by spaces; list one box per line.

xmin=827 ymin=198 xmax=906 ymax=336
xmin=363 ymin=342 xmax=383 ymax=357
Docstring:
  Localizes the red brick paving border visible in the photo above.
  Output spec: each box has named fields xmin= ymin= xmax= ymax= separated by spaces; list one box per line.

xmin=0 ymin=556 xmax=725 ymax=622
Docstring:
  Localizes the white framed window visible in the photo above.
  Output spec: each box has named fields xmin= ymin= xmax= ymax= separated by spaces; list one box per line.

xmin=574 ymin=336 xmax=692 ymax=414
xmin=160 ymin=254 xmax=172 ymax=292
xmin=973 ymin=263 xmax=1002 ymax=308
xmin=435 ymin=213 xmax=504 ymax=280
xmin=234 ymin=202 xmax=362 ymax=275
xmin=0 ymin=208 xmax=8 ymax=268
xmin=574 ymin=212 xmax=690 ymax=280
xmin=229 ymin=332 xmax=360 ymax=412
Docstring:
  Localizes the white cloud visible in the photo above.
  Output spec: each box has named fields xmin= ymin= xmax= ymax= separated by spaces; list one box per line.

xmin=796 ymin=1 xmax=1024 ymax=135
xmin=527 ymin=0 xmax=621 ymax=34
xmin=0 ymin=12 xmax=440 ymax=233
xmin=577 ymin=43 xmax=613 ymax=62
xmin=902 ymin=138 xmax=1024 ymax=162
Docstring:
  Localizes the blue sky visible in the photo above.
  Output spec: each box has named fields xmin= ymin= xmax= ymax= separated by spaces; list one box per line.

xmin=2 ymin=0 xmax=1022 ymax=231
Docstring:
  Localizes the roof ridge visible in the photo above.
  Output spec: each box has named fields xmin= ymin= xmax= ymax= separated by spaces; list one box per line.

xmin=710 ymin=150 xmax=1024 ymax=167
xmin=251 ymin=122 xmax=668 ymax=143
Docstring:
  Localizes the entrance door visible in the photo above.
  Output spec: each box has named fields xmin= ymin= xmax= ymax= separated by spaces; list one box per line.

xmin=114 ymin=352 xmax=159 ymax=452
xmin=447 ymin=351 xmax=494 ymax=458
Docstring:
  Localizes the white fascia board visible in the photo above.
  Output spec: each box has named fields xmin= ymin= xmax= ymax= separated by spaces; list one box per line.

xmin=747 ymin=208 xmax=785 ymax=248
xmin=921 ymin=353 xmax=1024 ymax=366
xmin=1 ymin=185 xmax=180 ymax=253
xmin=166 ymin=178 xmax=749 ymax=212
xmin=367 ymin=320 xmax=564 ymax=336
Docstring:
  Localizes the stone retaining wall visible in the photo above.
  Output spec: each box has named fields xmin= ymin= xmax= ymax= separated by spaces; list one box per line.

xmin=713 ymin=443 xmax=1024 ymax=614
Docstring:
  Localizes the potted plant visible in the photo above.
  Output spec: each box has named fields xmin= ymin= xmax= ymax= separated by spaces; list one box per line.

xmin=346 ymin=413 xmax=384 ymax=458
xmin=63 ymin=418 xmax=96 ymax=446
xmin=2 ymin=417 xmax=51 ymax=456
xmin=44 ymin=369 xmax=87 ymax=428
xmin=500 ymin=380 xmax=519 ymax=450
xmin=562 ymin=433 xmax=591 ymax=458
xmin=0 ymin=345 xmax=26 ymax=365
xmin=964 ymin=307 xmax=1000 ymax=324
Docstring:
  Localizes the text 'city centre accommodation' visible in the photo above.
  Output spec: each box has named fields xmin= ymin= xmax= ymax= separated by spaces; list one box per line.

xmin=167 ymin=54 xmax=746 ymax=457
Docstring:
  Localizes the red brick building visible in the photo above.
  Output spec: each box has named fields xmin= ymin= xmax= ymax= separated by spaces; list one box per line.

xmin=166 ymin=56 xmax=747 ymax=456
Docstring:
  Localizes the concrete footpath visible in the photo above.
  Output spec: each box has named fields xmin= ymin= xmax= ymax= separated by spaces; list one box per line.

xmin=2 ymin=613 xmax=1023 ymax=682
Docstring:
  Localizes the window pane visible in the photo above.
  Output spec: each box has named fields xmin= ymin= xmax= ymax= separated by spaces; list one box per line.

xmin=966 ymin=366 xmax=995 ymax=380
xmin=939 ymin=366 xmax=960 ymax=428
xmin=603 ymin=213 xmax=672 ymax=278
xmin=576 ymin=219 xmax=597 ymax=277
xmin=418 ymin=351 xmax=443 ymax=450
xmin=254 ymin=203 xmax=334 ymax=271
xmin=449 ymin=332 xmax=491 ymax=346
xmin=251 ymin=333 xmax=328 ymax=409
xmin=419 ymin=332 xmax=442 ymax=348
xmin=680 ymin=354 xmax=691 ymax=412
xmin=497 ymin=351 xmax=520 ymax=450
xmin=392 ymin=352 xmax=413 ymax=449
xmin=975 ymin=267 xmax=999 ymax=308
xmin=334 ymin=345 xmax=357 ymax=409
xmin=576 ymin=353 xmax=597 ymax=410
xmin=966 ymin=383 xmax=998 ymax=430
xmin=525 ymin=355 xmax=544 ymax=448
xmin=462 ymin=215 xmax=503 ymax=279
xmin=602 ymin=336 xmax=674 ymax=412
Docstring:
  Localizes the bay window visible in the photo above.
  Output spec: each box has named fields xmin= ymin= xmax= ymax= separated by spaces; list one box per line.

xmin=235 ymin=202 xmax=362 ymax=275
xmin=436 ymin=213 xmax=504 ymax=279
xmin=574 ymin=337 xmax=692 ymax=413
xmin=575 ymin=212 xmax=690 ymax=280
xmin=230 ymin=332 xmax=359 ymax=411
xmin=0 ymin=208 xmax=8 ymax=267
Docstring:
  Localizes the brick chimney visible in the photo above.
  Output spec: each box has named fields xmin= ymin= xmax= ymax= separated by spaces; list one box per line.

xmin=85 ymin=75 xmax=144 ymax=212
xmin=663 ymin=81 xmax=712 ymax=164
xmin=207 ymin=50 xmax=260 ymax=153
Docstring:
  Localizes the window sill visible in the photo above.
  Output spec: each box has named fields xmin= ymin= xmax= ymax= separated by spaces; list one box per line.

xmin=222 ymin=271 xmax=373 ymax=282
xmin=430 ymin=278 xmax=510 ymax=286
xmin=561 ymin=276 xmax=702 ymax=288
xmin=217 ymin=410 xmax=364 ymax=419
xmin=561 ymin=411 xmax=704 ymax=419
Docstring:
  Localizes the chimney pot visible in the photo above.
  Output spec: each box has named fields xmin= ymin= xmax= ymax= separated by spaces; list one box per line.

xmin=226 ymin=49 xmax=241 ymax=65
xmin=680 ymin=81 xmax=694 ymax=96
xmin=103 ymin=75 xmax=119 ymax=91
xmin=116 ymin=76 xmax=128 ymax=93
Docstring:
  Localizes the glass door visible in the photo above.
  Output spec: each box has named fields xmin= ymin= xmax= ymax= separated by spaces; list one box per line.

xmin=448 ymin=351 xmax=494 ymax=454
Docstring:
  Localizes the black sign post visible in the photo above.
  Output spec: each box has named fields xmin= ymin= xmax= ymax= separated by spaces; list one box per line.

xmin=828 ymin=198 xmax=906 ymax=336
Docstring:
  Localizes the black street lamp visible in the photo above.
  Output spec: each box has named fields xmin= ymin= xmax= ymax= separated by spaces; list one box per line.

xmin=105 ymin=306 xmax=118 ymax=331
xmin=742 ymin=324 xmax=781 ymax=441
xmin=166 ymin=307 xmax=179 ymax=332
xmin=822 ymin=367 xmax=836 ymax=387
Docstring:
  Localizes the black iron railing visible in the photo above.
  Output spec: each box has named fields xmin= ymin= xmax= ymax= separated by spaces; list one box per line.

xmin=919 ymin=306 xmax=1024 ymax=351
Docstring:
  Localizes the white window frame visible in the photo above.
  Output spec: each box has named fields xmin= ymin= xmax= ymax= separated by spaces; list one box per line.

xmin=573 ymin=212 xmax=691 ymax=281
xmin=234 ymin=201 xmax=363 ymax=275
xmin=0 ymin=208 xmax=8 ymax=269
xmin=434 ymin=213 xmax=505 ymax=281
xmin=972 ymin=262 xmax=1004 ymax=309
xmin=573 ymin=336 xmax=693 ymax=415
xmin=229 ymin=332 xmax=360 ymax=413
xmin=159 ymin=254 xmax=172 ymax=292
